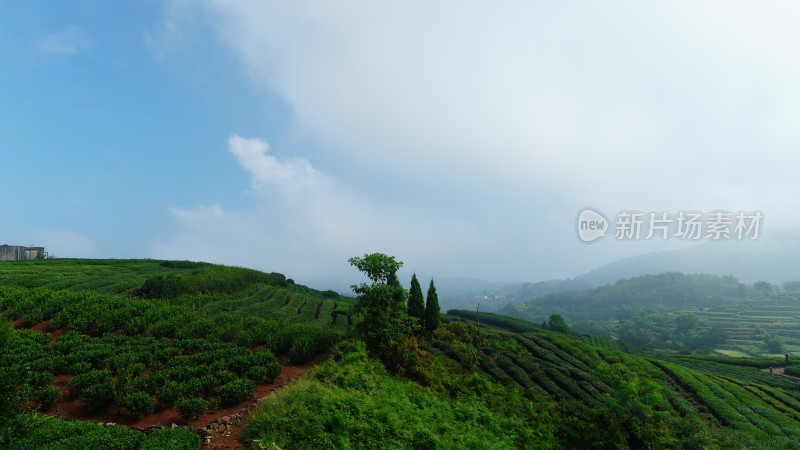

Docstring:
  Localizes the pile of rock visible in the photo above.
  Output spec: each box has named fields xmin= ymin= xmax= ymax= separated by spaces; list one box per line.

xmin=199 ymin=413 xmax=243 ymax=443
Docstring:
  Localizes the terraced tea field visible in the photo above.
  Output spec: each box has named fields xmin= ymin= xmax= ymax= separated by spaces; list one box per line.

xmin=685 ymin=295 xmax=800 ymax=357
xmin=433 ymin=316 xmax=800 ymax=447
xmin=0 ymin=259 xmax=347 ymax=433
xmin=0 ymin=259 xmax=353 ymax=327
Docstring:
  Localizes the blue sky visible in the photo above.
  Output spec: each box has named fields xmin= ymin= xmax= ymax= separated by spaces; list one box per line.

xmin=2 ymin=1 xmax=799 ymax=288
xmin=2 ymin=2 xmax=287 ymax=255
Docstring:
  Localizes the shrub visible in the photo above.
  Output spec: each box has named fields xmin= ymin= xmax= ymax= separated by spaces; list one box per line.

xmin=81 ymin=382 xmax=115 ymax=413
xmin=68 ymin=369 xmax=111 ymax=397
xmin=765 ymin=335 xmax=785 ymax=354
xmin=247 ymin=350 xmax=282 ymax=383
xmin=70 ymin=361 xmax=93 ymax=374
xmin=253 ymin=349 xmax=279 ymax=366
xmin=180 ymin=379 xmax=206 ymax=398
xmin=289 ymin=337 xmax=315 ymax=364
xmin=141 ymin=428 xmax=200 ymax=450
xmin=33 ymin=385 xmax=61 ymax=411
xmin=147 ymin=320 xmax=178 ymax=338
xmin=246 ymin=362 xmax=282 ymax=384
xmin=5 ymin=415 xmax=145 ymax=449
xmin=159 ymin=260 xmax=203 ymax=269
xmin=214 ymin=369 xmax=238 ymax=386
xmin=176 ymin=397 xmax=207 ymax=422
xmin=156 ymin=380 xmax=180 ymax=408
xmin=289 ymin=332 xmax=318 ymax=364
xmin=267 ymin=272 xmax=288 ymax=286
xmin=123 ymin=391 xmax=153 ymax=419
xmin=219 ymin=378 xmax=256 ymax=406
xmin=28 ymin=370 xmax=54 ymax=389
xmin=784 ymin=365 xmax=800 ymax=377
xmin=226 ymin=355 xmax=253 ymax=375
xmin=141 ymin=274 xmax=187 ymax=299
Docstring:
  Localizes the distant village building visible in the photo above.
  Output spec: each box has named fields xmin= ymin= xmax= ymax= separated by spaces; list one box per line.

xmin=472 ymin=292 xmax=507 ymax=302
xmin=0 ymin=245 xmax=47 ymax=261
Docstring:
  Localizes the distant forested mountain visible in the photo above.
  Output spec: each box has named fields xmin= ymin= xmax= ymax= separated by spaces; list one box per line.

xmin=575 ymin=237 xmax=800 ymax=286
xmin=499 ymin=272 xmax=746 ymax=324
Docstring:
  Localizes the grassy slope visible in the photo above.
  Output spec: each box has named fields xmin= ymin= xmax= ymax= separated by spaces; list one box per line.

xmin=245 ymin=314 xmax=800 ymax=449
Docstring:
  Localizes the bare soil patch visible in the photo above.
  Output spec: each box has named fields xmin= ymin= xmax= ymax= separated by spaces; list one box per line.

xmin=31 ymin=319 xmax=52 ymax=332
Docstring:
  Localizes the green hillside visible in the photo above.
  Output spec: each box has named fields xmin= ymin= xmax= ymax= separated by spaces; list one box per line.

xmin=587 ymin=295 xmax=800 ymax=358
xmin=496 ymin=272 xmax=800 ymax=355
xmin=0 ymin=259 xmax=345 ymax=449
xmin=0 ymin=258 xmax=353 ymax=326
xmin=241 ymin=315 xmax=800 ymax=449
xmin=3 ymin=259 xmax=800 ymax=449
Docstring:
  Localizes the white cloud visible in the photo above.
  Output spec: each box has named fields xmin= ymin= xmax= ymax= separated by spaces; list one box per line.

xmin=172 ymin=3 xmax=800 ymax=203
xmin=155 ymin=2 xmax=800 ymax=284
xmin=155 ymin=135 xmax=500 ymax=285
xmin=34 ymin=27 xmax=92 ymax=56
xmin=146 ymin=0 xmax=207 ymax=61
xmin=227 ymin=134 xmax=316 ymax=192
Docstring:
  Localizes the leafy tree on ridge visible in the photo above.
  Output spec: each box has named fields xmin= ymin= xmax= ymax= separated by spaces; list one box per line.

xmin=349 ymin=253 xmax=418 ymax=354
xmin=548 ymin=314 xmax=570 ymax=333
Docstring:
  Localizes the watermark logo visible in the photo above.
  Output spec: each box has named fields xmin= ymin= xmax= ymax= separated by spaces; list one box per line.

xmin=577 ymin=208 xmax=609 ymax=242
xmin=576 ymin=209 xmax=763 ymax=242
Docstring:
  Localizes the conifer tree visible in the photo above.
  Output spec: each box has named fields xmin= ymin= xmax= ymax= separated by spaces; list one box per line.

xmin=424 ymin=279 xmax=440 ymax=332
xmin=408 ymin=273 xmax=425 ymax=326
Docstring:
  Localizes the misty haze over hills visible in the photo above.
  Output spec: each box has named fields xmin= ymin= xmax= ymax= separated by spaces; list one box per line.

xmin=427 ymin=235 xmax=800 ymax=311
xmin=577 ymin=237 xmax=800 ymax=286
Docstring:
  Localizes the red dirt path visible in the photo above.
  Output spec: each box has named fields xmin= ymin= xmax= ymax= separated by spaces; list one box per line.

xmin=202 ymin=361 xmax=314 ymax=450
xmin=31 ymin=319 xmax=52 ymax=332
